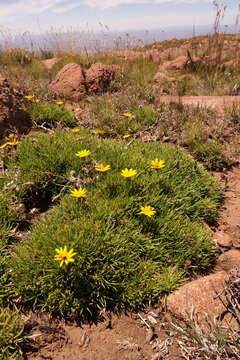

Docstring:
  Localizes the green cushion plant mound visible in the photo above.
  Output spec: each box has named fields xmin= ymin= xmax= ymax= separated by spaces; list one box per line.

xmin=6 ymin=130 xmax=222 ymax=320
xmin=27 ymin=102 xmax=76 ymax=128
xmin=0 ymin=307 xmax=24 ymax=359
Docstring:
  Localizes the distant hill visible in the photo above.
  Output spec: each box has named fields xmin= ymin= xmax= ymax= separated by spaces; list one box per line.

xmin=0 ymin=23 xmax=239 ymax=53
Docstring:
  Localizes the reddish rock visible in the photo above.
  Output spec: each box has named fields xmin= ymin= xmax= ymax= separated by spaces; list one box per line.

xmin=41 ymin=57 xmax=59 ymax=70
xmin=49 ymin=63 xmax=86 ymax=101
xmin=145 ymin=51 xmax=162 ymax=64
xmin=0 ymin=76 xmax=31 ymax=137
xmin=160 ymin=56 xmax=190 ymax=71
xmin=153 ymin=72 xmax=177 ymax=83
xmin=223 ymin=59 xmax=239 ymax=67
xmin=214 ymin=231 xmax=232 ymax=248
xmin=216 ymin=250 xmax=240 ymax=272
xmin=167 ymin=271 xmax=227 ymax=323
xmin=85 ymin=63 xmax=115 ymax=95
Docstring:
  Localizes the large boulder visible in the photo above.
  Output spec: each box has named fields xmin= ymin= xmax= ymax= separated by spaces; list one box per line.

xmin=49 ymin=63 xmax=87 ymax=101
xmin=160 ymin=55 xmax=190 ymax=71
xmin=85 ymin=63 xmax=115 ymax=95
xmin=49 ymin=62 xmax=116 ymax=101
xmin=167 ymin=271 xmax=228 ymax=323
xmin=0 ymin=76 xmax=31 ymax=138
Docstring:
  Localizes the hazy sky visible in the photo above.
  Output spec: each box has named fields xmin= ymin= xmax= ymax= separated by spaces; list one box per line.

xmin=0 ymin=0 xmax=239 ymax=33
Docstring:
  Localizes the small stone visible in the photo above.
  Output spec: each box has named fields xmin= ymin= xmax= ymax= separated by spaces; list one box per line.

xmin=216 ymin=250 xmax=240 ymax=272
xmin=147 ymin=315 xmax=158 ymax=325
xmin=214 ymin=231 xmax=233 ymax=247
xmin=145 ymin=327 xmax=155 ymax=343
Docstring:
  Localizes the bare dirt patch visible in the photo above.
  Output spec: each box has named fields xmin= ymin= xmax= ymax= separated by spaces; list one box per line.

xmin=24 ymin=311 xmax=181 ymax=360
xmin=158 ymin=95 xmax=240 ymax=111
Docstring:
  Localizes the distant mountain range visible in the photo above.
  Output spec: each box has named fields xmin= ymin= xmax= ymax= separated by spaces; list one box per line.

xmin=0 ymin=24 xmax=239 ymax=53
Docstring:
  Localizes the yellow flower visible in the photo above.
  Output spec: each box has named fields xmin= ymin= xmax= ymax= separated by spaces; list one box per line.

xmin=33 ymin=99 xmax=40 ymax=103
xmin=71 ymin=128 xmax=80 ymax=133
xmin=121 ymin=168 xmax=137 ymax=178
xmin=24 ymin=95 xmax=34 ymax=100
xmin=151 ymin=159 xmax=166 ymax=169
xmin=0 ymin=137 xmax=20 ymax=149
xmin=122 ymin=134 xmax=131 ymax=139
xmin=122 ymin=112 xmax=133 ymax=117
xmin=54 ymin=246 xmax=77 ymax=267
xmin=70 ymin=187 xmax=87 ymax=198
xmin=93 ymin=129 xmax=105 ymax=135
xmin=56 ymin=101 xmax=64 ymax=105
xmin=95 ymin=163 xmax=111 ymax=172
xmin=75 ymin=149 xmax=91 ymax=158
xmin=139 ymin=205 xmax=156 ymax=217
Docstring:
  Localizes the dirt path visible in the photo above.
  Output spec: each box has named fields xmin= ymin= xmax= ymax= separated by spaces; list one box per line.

xmin=214 ymin=167 xmax=240 ymax=255
xmin=159 ymin=95 xmax=240 ymax=111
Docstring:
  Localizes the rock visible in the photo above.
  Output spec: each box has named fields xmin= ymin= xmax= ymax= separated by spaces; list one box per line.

xmin=167 ymin=271 xmax=228 ymax=323
xmin=49 ymin=62 xmax=115 ymax=101
xmin=41 ymin=57 xmax=59 ymax=70
xmin=49 ymin=63 xmax=86 ymax=101
xmin=214 ymin=231 xmax=233 ymax=248
xmin=85 ymin=63 xmax=115 ymax=95
xmin=0 ymin=76 xmax=31 ymax=138
xmin=147 ymin=315 xmax=158 ymax=325
xmin=153 ymin=72 xmax=177 ymax=83
xmin=216 ymin=250 xmax=240 ymax=272
xmin=160 ymin=56 xmax=190 ymax=71
xmin=223 ymin=59 xmax=239 ymax=67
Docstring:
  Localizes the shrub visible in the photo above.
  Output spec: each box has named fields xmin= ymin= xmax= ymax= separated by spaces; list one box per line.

xmin=134 ymin=105 xmax=158 ymax=126
xmin=0 ymin=307 xmax=24 ymax=359
xmin=191 ymin=140 xmax=227 ymax=170
xmin=27 ymin=102 xmax=76 ymax=128
xmin=7 ymin=131 xmax=222 ymax=320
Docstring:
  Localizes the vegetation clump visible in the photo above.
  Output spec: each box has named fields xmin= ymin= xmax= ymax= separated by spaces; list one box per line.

xmin=0 ymin=307 xmax=24 ymax=359
xmin=27 ymin=102 xmax=76 ymax=128
xmin=3 ymin=130 xmax=221 ymax=320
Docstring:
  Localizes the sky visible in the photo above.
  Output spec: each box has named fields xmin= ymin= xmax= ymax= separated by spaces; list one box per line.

xmin=0 ymin=0 xmax=239 ymax=33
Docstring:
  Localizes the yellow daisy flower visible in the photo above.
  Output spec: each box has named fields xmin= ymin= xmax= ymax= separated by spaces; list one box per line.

xmin=121 ymin=168 xmax=137 ymax=178
xmin=139 ymin=205 xmax=156 ymax=217
xmin=122 ymin=134 xmax=131 ymax=139
xmin=54 ymin=246 xmax=77 ymax=267
xmin=0 ymin=137 xmax=20 ymax=149
xmin=70 ymin=187 xmax=87 ymax=198
xmin=122 ymin=112 xmax=133 ymax=117
xmin=95 ymin=163 xmax=111 ymax=172
xmin=93 ymin=129 xmax=105 ymax=135
xmin=56 ymin=101 xmax=64 ymax=105
xmin=24 ymin=95 xmax=34 ymax=100
xmin=71 ymin=128 xmax=81 ymax=133
xmin=75 ymin=149 xmax=91 ymax=158
xmin=151 ymin=159 xmax=166 ymax=169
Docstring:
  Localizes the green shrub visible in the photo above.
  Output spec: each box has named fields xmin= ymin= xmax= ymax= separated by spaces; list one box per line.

xmin=0 ymin=307 xmax=24 ymax=359
xmin=27 ymin=103 xmax=76 ymax=128
xmin=134 ymin=105 xmax=158 ymax=126
xmin=191 ymin=141 xmax=227 ymax=170
xmin=7 ymin=131 xmax=222 ymax=319
xmin=0 ymin=192 xmax=23 ymax=247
